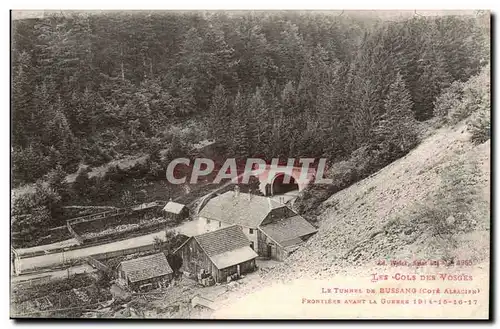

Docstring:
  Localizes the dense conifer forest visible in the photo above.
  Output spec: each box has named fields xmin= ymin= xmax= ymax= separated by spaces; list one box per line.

xmin=12 ymin=11 xmax=489 ymax=186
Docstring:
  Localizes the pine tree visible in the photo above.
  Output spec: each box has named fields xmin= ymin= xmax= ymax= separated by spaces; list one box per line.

xmin=209 ymin=84 xmax=231 ymax=148
xmin=248 ymin=88 xmax=271 ymax=156
xmin=12 ymin=51 xmax=33 ymax=147
xmin=175 ymin=77 xmax=196 ymax=116
xmin=374 ymin=72 xmax=418 ymax=155
xmin=413 ymin=49 xmax=452 ymax=121
xmin=276 ymin=21 xmax=306 ymax=84
xmin=231 ymin=91 xmax=250 ymax=159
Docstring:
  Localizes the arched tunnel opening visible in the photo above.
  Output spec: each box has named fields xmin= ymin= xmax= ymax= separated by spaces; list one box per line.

xmin=270 ymin=173 xmax=299 ymax=196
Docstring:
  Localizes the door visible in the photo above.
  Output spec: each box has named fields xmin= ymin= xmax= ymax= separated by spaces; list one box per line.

xmin=267 ymin=244 xmax=272 ymax=258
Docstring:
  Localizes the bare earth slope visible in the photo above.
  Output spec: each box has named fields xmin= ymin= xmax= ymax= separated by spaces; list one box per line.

xmin=285 ymin=122 xmax=490 ymax=278
xmin=210 ymin=121 xmax=490 ymax=318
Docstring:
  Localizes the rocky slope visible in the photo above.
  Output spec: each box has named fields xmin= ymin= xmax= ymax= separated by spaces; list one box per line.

xmin=210 ymin=120 xmax=490 ymax=318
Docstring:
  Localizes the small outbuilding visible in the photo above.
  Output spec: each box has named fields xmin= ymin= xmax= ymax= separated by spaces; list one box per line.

xmin=163 ymin=201 xmax=189 ymax=222
xmin=117 ymin=253 xmax=173 ymax=292
xmin=174 ymin=225 xmax=258 ymax=283
xmin=258 ymin=215 xmax=317 ymax=261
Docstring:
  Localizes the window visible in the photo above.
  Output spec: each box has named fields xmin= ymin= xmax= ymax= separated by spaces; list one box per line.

xmin=249 ymin=228 xmax=254 ymax=234
xmin=250 ymin=242 xmax=254 ymax=250
xmin=219 ymin=221 xmax=221 ymax=228
xmin=206 ymin=218 xmax=210 ymax=224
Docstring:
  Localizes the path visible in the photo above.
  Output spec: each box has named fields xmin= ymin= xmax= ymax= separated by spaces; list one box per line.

xmin=11 ymin=264 xmax=96 ymax=283
xmin=17 ymin=238 xmax=79 ymax=256
xmin=17 ymin=219 xmax=201 ymax=272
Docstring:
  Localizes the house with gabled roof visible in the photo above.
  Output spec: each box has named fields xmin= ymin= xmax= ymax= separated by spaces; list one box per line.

xmin=174 ymin=225 xmax=258 ymax=283
xmin=116 ymin=253 xmax=173 ymax=291
xmin=258 ymin=215 xmax=318 ymax=261
xmin=197 ymin=189 xmax=318 ymax=261
xmin=163 ymin=200 xmax=189 ymax=222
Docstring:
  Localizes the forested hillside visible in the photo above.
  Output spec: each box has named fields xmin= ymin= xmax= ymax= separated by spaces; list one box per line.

xmin=12 ymin=11 xmax=489 ymax=187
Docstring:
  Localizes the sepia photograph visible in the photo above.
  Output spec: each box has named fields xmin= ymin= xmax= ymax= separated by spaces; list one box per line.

xmin=10 ymin=9 xmax=491 ymax=319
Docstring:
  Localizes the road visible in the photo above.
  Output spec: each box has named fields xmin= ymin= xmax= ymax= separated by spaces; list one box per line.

xmin=17 ymin=238 xmax=79 ymax=256
xmin=17 ymin=219 xmax=201 ymax=273
xmin=12 ymin=264 xmax=96 ymax=283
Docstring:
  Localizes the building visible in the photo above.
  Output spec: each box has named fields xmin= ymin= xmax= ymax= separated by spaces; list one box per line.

xmin=197 ymin=190 xmax=317 ymax=261
xmin=258 ymin=215 xmax=318 ymax=261
xmin=117 ymin=253 xmax=174 ymax=291
xmin=197 ymin=190 xmax=284 ymax=249
xmin=174 ymin=225 xmax=258 ymax=283
xmin=163 ymin=201 xmax=189 ymax=222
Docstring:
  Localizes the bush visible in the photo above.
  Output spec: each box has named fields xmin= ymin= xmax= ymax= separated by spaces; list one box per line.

xmin=45 ymin=165 xmax=69 ymax=201
xmin=104 ymin=165 xmax=127 ymax=182
xmin=72 ymin=167 xmax=91 ymax=197
xmin=124 ymin=161 xmax=150 ymax=179
xmin=433 ymin=81 xmax=465 ymax=120
xmin=12 ymin=146 xmax=50 ymax=186
xmin=434 ymin=65 xmax=490 ymax=125
xmin=83 ymin=144 xmax=113 ymax=167
xmin=12 ymin=182 xmax=61 ymax=218
xmin=468 ymin=107 xmax=490 ymax=145
xmin=12 ymin=183 xmax=63 ymax=246
xmin=164 ymin=230 xmax=189 ymax=253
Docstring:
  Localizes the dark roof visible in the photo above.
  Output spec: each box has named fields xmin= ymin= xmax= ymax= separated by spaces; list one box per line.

xmin=198 ymin=191 xmax=284 ymax=228
xmin=176 ymin=225 xmax=258 ymax=269
xmin=120 ymin=253 xmax=173 ymax=283
xmin=195 ymin=225 xmax=251 ymax=257
xmin=260 ymin=215 xmax=317 ymax=247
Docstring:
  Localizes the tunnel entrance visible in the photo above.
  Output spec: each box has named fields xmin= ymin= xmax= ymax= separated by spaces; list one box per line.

xmin=270 ymin=173 xmax=299 ymax=196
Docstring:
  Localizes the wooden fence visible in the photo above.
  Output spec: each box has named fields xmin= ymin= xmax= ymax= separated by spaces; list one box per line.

xmin=67 ymin=208 xmax=131 ymax=226
xmin=66 ymin=221 xmax=84 ymax=244
xmin=91 ymin=242 xmax=161 ymax=261
xmin=86 ymin=256 xmax=112 ymax=277
xmin=12 ymin=275 xmax=52 ymax=289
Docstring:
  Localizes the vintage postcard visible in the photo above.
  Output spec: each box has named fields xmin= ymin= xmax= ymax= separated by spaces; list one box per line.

xmin=10 ymin=9 xmax=491 ymax=319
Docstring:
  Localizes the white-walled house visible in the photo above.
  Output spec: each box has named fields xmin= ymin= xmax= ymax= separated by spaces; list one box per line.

xmin=197 ymin=190 xmax=317 ymax=260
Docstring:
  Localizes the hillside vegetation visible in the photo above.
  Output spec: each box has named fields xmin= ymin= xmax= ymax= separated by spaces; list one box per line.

xmin=12 ymin=12 xmax=489 ymax=187
xmin=283 ymin=63 xmax=490 ymax=278
xmin=209 ymin=64 xmax=490 ymax=317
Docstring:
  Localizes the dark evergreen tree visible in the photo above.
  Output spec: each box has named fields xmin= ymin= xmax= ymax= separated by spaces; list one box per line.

xmin=373 ymin=72 xmax=418 ymax=155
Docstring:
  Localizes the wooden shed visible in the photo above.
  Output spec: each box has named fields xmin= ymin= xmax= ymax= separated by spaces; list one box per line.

xmin=117 ymin=253 xmax=174 ymax=292
xmin=258 ymin=215 xmax=317 ymax=261
xmin=174 ymin=225 xmax=258 ymax=283
xmin=163 ymin=201 xmax=189 ymax=222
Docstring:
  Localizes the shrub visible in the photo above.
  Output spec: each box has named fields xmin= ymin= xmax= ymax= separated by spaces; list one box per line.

xmin=433 ymin=81 xmax=465 ymax=120
xmin=468 ymin=108 xmax=490 ymax=144
xmin=12 ymin=146 xmax=50 ymax=185
xmin=439 ymin=65 xmax=490 ymax=125
xmin=45 ymin=165 xmax=69 ymax=201
xmin=72 ymin=167 xmax=91 ymax=197
xmin=104 ymin=165 xmax=127 ymax=182
xmin=164 ymin=231 xmax=188 ymax=253
xmin=120 ymin=190 xmax=134 ymax=207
